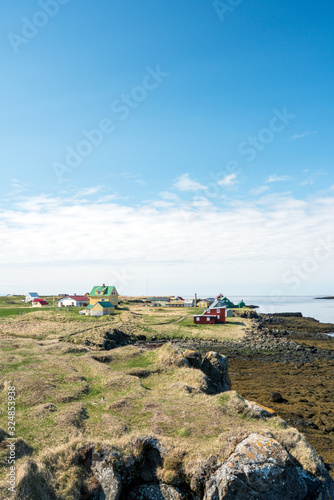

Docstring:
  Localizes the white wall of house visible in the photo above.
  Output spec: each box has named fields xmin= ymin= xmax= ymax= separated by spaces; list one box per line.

xmin=58 ymin=298 xmax=87 ymax=307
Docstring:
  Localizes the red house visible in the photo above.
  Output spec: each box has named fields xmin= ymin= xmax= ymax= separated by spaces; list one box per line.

xmin=193 ymin=306 xmax=226 ymax=325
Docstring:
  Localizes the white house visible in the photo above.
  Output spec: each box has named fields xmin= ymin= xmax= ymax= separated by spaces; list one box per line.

xmin=25 ymin=292 xmax=40 ymax=303
xmin=184 ymin=299 xmax=195 ymax=307
xmin=58 ymin=295 xmax=89 ymax=307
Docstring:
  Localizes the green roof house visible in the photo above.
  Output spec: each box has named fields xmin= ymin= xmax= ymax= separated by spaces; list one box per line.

xmin=89 ymin=284 xmax=118 ymax=308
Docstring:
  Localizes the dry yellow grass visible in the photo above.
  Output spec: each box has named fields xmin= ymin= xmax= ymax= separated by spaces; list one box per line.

xmin=0 ymin=307 xmax=326 ymax=499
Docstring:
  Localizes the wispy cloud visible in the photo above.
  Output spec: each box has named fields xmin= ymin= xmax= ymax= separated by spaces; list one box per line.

xmin=74 ymin=186 xmax=103 ymax=197
xmin=174 ymin=174 xmax=206 ymax=191
xmin=7 ymin=178 xmax=29 ymax=196
xmin=266 ymin=174 xmax=293 ymax=183
xmin=217 ymin=173 xmax=238 ymax=187
xmin=250 ymin=185 xmax=269 ymax=196
xmin=290 ymin=131 xmax=318 ymax=141
xmin=121 ymin=172 xmax=147 ymax=186
xmin=300 ymin=169 xmax=327 ymax=186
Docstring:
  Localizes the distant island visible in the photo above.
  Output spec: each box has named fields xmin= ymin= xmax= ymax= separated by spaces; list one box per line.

xmin=314 ymin=296 xmax=334 ymax=300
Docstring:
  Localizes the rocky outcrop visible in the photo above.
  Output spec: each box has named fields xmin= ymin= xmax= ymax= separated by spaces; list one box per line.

xmin=14 ymin=433 xmax=334 ymax=500
xmin=201 ymin=352 xmax=231 ymax=394
xmin=91 ymin=450 xmax=122 ymax=499
xmin=203 ymin=433 xmax=334 ymax=500
xmin=183 ymin=349 xmax=202 ymax=369
xmin=182 ymin=350 xmax=231 ymax=394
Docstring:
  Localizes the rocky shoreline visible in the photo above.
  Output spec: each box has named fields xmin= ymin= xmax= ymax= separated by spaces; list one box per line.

xmin=132 ymin=310 xmax=334 ymax=476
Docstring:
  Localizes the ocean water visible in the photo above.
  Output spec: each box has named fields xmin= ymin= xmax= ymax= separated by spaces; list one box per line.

xmin=229 ymin=296 xmax=334 ymax=325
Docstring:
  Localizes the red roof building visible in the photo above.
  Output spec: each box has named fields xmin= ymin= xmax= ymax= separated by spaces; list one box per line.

xmin=32 ymin=298 xmax=48 ymax=307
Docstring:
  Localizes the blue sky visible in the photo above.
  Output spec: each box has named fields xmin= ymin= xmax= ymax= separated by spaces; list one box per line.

xmin=1 ymin=0 xmax=334 ymax=297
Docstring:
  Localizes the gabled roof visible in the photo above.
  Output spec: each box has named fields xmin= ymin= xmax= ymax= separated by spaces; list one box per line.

xmin=68 ymin=295 xmax=88 ymax=301
xmin=93 ymin=301 xmax=115 ymax=308
xmin=59 ymin=295 xmax=88 ymax=302
xmin=89 ymin=286 xmax=116 ymax=297
xmin=209 ymin=300 xmax=226 ymax=309
xmin=33 ymin=298 xmax=48 ymax=305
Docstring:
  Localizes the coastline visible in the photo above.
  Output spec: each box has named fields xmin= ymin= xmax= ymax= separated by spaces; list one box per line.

xmin=159 ymin=311 xmax=334 ymax=476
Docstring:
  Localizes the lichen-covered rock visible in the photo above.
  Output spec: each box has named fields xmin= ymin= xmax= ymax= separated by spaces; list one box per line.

xmin=201 ymin=352 xmax=231 ymax=394
xmin=203 ymin=433 xmax=334 ymax=499
xmin=245 ymin=400 xmax=277 ymax=419
xmin=91 ymin=451 xmax=122 ymax=500
xmin=127 ymin=484 xmax=182 ymax=499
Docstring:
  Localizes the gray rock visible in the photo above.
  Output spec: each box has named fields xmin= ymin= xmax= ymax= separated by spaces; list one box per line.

xmin=183 ymin=349 xmax=202 ymax=369
xmin=203 ymin=433 xmax=333 ymax=500
xmin=127 ymin=484 xmax=182 ymax=499
xmin=91 ymin=451 xmax=122 ymax=500
xmin=270 ymin=391 xmax=284 ymax=403
xmin=201 ymin=351 xmax=231 ymax=394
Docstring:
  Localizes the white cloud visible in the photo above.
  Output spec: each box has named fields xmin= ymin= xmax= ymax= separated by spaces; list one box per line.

xmin=0 ymin=191 xmax=333 ymax=295
xmin=250 ymin=185 xmax=269 ymax=196
xmin=300 ymin=169 xmax=327 ymax=186
xmin=74 ymin=186 xmax=103 ymax=197
xmin=217 ymin=173 xmax=238 ymax=187
xmin=290 ymin=131 xmax=318 ymax=140
xmin=174 ymin=174 xmax=206 ymax=191
xmin=266 ymin=175 xmax=293 ymax=183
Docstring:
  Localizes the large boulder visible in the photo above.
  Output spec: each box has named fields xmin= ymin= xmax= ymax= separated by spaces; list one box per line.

xmin=203 ymin=433 xmax=334 ymax=499
xmin=91 ymin=451 xmax=122 ymax=500
xmin=201 ymin=352 xmax=231 ymax=394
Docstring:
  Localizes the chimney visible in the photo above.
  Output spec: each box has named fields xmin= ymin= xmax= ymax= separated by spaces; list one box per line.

xmin=195 ymin=293 xmax=197 ymax=305
xmin=102 ymin=283 xmax=105 ymax=287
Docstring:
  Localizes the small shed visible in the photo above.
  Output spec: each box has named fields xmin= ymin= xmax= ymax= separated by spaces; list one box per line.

xmin=226 ymin=309 xmax=234 ymax=318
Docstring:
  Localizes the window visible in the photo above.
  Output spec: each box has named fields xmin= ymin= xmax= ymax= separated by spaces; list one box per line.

xmin=196 ymin=317 xmax=200 ymax=321
xmin=217 ymin=309 xmax=220 ymax=312
xmin=207 ymin=317 xmax=210 ymax=322
xmin=112 ymin=298 xmax=114 ymax=302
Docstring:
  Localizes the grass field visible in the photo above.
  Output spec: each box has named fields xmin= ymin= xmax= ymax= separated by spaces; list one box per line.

xmin=0 ymin=297 xmax=249 ymax=344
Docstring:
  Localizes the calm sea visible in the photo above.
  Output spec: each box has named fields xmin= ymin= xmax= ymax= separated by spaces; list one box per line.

xmin=229 ymin=296 xmax=334 ymax=325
